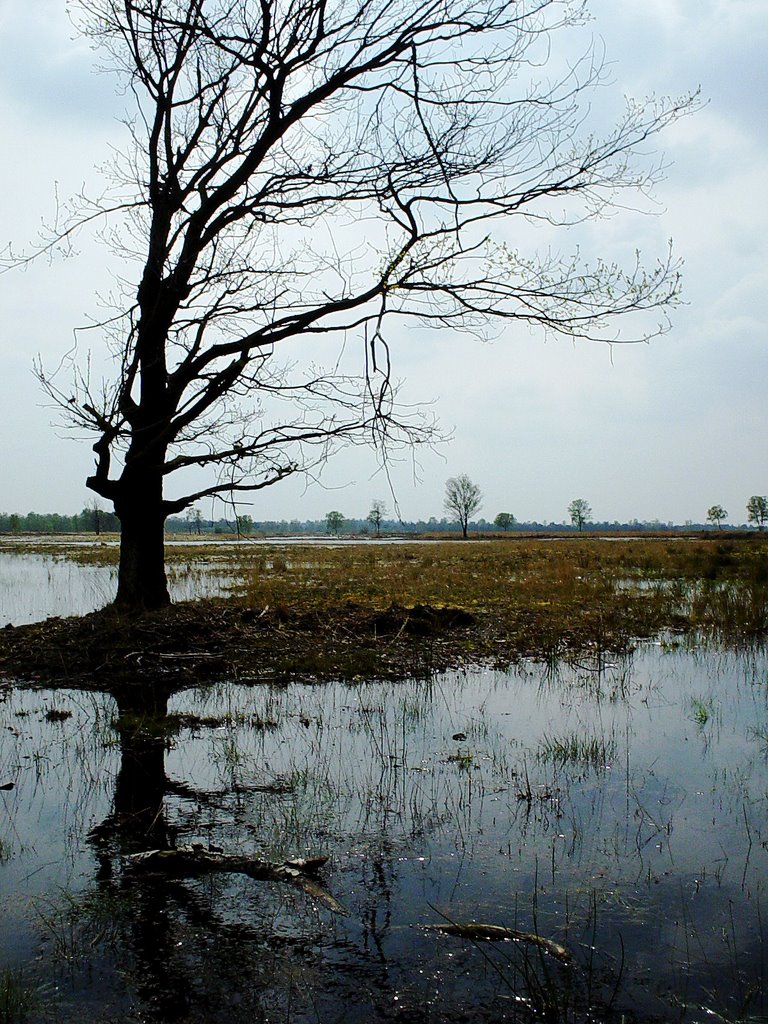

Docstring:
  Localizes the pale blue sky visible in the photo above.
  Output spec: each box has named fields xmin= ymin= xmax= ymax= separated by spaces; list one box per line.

xmin=0 ymin=0 xmax=765 ymax=525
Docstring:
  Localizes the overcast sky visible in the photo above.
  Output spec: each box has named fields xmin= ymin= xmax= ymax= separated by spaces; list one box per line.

xmin=0 ymin=0 xmax=765 ymax=526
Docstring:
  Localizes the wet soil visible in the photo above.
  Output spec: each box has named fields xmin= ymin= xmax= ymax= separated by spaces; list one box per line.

xmin=0 ymin=596 xmax=641 ymax=697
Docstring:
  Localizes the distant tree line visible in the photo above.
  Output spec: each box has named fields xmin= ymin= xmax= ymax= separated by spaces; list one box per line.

xmin=2 ymin=495 xmax=767 ymax=536
xmin=0 ymin=508 xmax=121 ymax=534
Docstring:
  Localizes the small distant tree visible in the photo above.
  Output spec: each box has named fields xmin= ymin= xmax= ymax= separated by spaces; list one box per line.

xmin=237 ymin=514 xmax=254 ymax=536
xmin=747 ymin=496 xmax=768 ymax=530
xmin=444 ymin=475 xmax=483 ymax=539
xmin=568 ymin=498 xmax=593 ymax=532
xmin=494 ymin=512 xmax=515 ymax=532
xmin=367 ymin=500 xmax=388 ymax=538
xmin=185 ymin=507 xmax=204 ymax=535
xmin=325 ymin=511 xmax=345 ymax=536
xmin=83 ymin=499 xmax=104 ymax=535
xmin=94 ymin=500 xmax=103 ymax=535
xmin=706 ymin=505 xmax=728 ymax=530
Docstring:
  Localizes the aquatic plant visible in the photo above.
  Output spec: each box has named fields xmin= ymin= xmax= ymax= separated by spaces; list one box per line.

xmin=537 ymin=732 xmax=616 ymax=769
xmin=690 ymin=696 xmax=714 ymax=726
xmin=0 ymin=969 xmax=36 ymax=1024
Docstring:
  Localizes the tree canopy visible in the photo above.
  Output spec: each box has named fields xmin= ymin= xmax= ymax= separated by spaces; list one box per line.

xmin=325 ymin=510 xmax=345 ymax=536
xmin=494 ymin=512 xmax=515 ymax=531
xmin=747 ymin=496 xmax=768 ymax=530
xmin=367 ymin=500 xmax=388 ymax=537
xmin=706 ymin=504 xmax=727 ymax=529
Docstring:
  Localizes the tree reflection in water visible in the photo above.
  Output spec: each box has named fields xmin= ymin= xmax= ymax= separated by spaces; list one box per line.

xmin=73 ymin=683 xmax=608 ymax=1024
xmin=81 ymin=682 xmax=383 ymax=1024
xmin=26 ymin=659 xmax=760 ymax=1024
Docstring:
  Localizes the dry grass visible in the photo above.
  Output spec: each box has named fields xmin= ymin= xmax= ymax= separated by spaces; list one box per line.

xmin=230 ymin=536 xmax=768 ymax=644
xmin=1 ymin=535 xmax=766 ymax=692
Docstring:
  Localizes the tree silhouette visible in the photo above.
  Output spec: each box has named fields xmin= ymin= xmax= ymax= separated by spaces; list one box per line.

xmin=706 ymin=505 xmax=727 ymax=530
xmin=568 ymin=498 xmax=592 ymax=531
xmin=494 ymin=512 xmax=515 ymax=532
xmin=747 ymin=496 xmax=768 ymax=530
xmin=367 ymin=500 xmax=389 ymax=538
xmin=18 ymin=0 xmax=694 ymax=607
xmin=325 ymin=510 xmax=345 ymax=536
xmin=445 ymin=475 xmax=483 ymax=538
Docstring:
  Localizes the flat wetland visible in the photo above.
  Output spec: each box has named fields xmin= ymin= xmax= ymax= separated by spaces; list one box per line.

xmin=0 ymin=534 xmax=766 ymax=1022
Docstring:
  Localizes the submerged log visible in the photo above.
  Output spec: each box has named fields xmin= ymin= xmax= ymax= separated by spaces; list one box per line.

xmin=422 ymin=922 xmax=571 ymax=963
xmin=125 ymin=845 xmax=346 ymax=915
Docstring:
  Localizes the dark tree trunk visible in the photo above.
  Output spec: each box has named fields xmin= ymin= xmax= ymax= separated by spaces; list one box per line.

xmin=111 ymin=689 xmax=172 ymax=849
xmin=115 ymin=511 xmax=170 ymax=608
xmin=114 ymin=465 xmax=171 ymax=608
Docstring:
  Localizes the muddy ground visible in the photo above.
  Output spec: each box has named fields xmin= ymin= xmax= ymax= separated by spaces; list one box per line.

xmin=0 ymin=596 xmax=654 ymax=697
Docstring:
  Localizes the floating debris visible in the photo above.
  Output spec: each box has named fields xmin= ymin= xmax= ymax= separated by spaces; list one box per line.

xmin=422 ymin=922 xmax=571 ymax=963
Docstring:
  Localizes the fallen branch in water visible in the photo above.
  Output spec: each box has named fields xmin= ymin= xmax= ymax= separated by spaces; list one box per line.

xmin=422 ymin=922 xmax=571 ymax=963
xmin=124 ymin=845 xmax=347 ymax=915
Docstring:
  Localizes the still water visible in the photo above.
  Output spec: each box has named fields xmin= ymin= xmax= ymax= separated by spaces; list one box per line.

xmin=0 ymin=551 xmax=234 ymax=626
xmin=0 ymin=542 xmax=443 ymax=626
xmin=0 ymin=646 xmax=766 ymax=1022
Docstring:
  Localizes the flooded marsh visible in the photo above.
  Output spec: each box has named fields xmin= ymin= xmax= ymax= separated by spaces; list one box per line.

xmin=3 ymin=536 xmax=768 ymax=687
xmin=0 ymin=648 xmax=766 ymax=1022
xmin=0 ymin=536 xmax=767 ymax=1021
xmin=0 ymin=548 xmax=233 ymax=627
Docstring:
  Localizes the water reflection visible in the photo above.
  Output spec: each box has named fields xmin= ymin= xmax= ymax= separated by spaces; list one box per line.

xmin=0 ymin=647 xmax=766 ymax=1021
xmin=0 ymin=552 xmax=233 ymax=625
xmin=0 ymin=539 xmax=460 ymax=627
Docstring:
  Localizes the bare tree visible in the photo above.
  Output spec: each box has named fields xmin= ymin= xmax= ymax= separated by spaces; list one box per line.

xmin=14 ymin=0 xmax=695 ymax=607
xmin=747 ymin=496 xmax=768 ymax=530
xmin=89 ymin=498 xmax=104 ymax=536
xmin=367 ymin=500 xmax=388 ymax=538
xmin=185 ymin=506 xmax=204 ymax=534
xmin=568 ymin=498 xmax=592 ymax=531
xmin=706 ymin=504 xmax=727 ymax=530
xmin=445 ymin=475 xmax=483 ymax=538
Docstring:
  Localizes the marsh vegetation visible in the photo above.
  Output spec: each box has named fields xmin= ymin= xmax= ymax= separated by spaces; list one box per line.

xmin=2 ymin=535 xmax=767 ymax=684
xmin=0 ymin=535 xmax=766 ymax=1022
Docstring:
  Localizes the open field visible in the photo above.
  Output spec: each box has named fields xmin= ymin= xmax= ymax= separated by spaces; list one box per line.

xmin=1 ymin=534 xmax=766 ymax=691
xmin=230 ymin=534 xmax=768 ymax=638
xmin=1 ymin=535 xmax=767 ymax=1022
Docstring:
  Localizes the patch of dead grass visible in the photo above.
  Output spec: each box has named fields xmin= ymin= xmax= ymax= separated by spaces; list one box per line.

xmin=0 ymin=535 xmax=765 ymax=693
